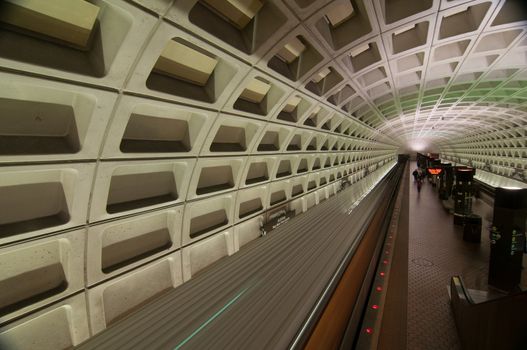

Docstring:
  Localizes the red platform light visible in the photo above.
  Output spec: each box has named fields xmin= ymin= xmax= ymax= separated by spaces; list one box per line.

xmin=383 ymin=260 xmax=388 ymax=264
xmin=365 ymin=327 xmax=373 ymax=334
xmin=376 ymin=286 xmax=383 ymax=292
xmin=372 ymin=304 xmax=379 ymax=310
xmin=379 ymin=272 xmax=385 ymax=277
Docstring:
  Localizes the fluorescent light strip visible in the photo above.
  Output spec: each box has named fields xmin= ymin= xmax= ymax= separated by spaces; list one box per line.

xmin=393 ymin=23 xmax=416 ymax=36
xmin=312 ymin=67 xmax=331 ymax=83
xmin=349 ymin=43 xmax=370 ymax=57
xmin=444 ymin=6 xmax=469 ymax=18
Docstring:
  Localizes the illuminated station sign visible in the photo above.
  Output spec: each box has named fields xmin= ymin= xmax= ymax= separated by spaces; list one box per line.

xmin=427 ymin=168 xmax=443 ymax=175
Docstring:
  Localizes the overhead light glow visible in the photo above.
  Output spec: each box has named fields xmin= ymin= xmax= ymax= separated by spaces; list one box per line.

xmin=409 ymin=141 xmax=427 ymax=152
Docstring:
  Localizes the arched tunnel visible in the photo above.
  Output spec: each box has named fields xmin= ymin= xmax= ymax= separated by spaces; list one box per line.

xmin=0 ymin=0 xmax=526 ymax=349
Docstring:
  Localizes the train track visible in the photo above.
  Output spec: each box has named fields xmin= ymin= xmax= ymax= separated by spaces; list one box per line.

xmin=77 ymin=162 xmax=405 ymax=350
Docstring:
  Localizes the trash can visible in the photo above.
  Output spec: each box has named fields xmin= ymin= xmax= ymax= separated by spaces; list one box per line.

xmin=463 ymin=214 xmax=482 ymax=243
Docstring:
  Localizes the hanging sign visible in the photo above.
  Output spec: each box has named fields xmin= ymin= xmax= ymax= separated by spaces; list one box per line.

xmin=427 ymin=168 xmax=443 ymax=175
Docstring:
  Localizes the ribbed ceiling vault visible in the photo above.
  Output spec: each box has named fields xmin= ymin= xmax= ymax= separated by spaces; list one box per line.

xmin=278 ymin=0 xmax=527 ymax=180
xmin=287 ymin=0 xmax=527 ymax=147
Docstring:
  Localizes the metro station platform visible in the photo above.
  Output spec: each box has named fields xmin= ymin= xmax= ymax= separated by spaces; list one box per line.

xmin=404 ymin=162 xmax=526 ymax=350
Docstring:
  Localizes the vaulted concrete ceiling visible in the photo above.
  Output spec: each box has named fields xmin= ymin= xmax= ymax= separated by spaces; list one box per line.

xmin=284 ymin=0 xmax=527 ymax=142
xmin=155 ymin=0 xmax=527 ymax=179
xmin=271 ymin=0 xmax=527 ymax=157
xmin=259 ymin=0 xmax=527 ymax=180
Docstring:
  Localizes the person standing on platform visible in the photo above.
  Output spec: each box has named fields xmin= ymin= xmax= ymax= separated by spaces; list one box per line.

xmin=417 ymin=177 xmax=422 ymax=193
xmin=420 ymin=168 xmax=426 ymax=181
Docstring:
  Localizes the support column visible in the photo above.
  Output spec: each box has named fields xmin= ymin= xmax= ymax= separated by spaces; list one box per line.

xmin=453 ymin=167 xmax=475 ymax=225
xmin=439 ymin=163 xmax=452 ymax=200
xmin=488 ymin=188 xmax=527 ymax=291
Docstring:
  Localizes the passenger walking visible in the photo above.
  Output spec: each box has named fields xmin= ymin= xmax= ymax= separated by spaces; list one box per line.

xmin=412 ymin=169 xmax=419 ymax=182
xmin=417 ymin=178 xmax=422 ymax=193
